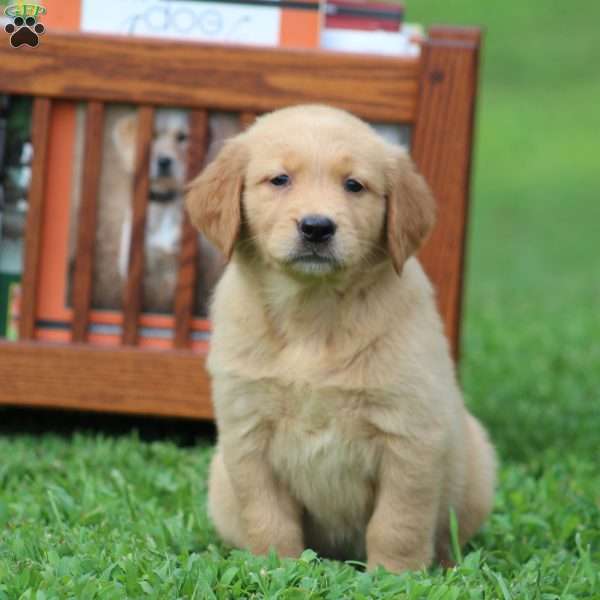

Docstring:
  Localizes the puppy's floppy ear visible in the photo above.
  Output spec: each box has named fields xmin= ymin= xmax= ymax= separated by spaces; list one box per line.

xmin=385 ymin=146 xmax=436 ymax=275
xmin=185 ymin=137 xmax=247 ymax=260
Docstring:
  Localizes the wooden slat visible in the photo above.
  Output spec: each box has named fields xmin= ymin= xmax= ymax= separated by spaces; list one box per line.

xmin=71 ymin=101 xmax=105 ymax=342
xmin=19 ymin=97 xmax=51 ymax=340
xmin=122 ymin=106 xmax=154 ymax=346
xmin=428 ymin=25 xmax=483 ymax=46
xmin=413 ymin=32 xmax=481 ymax=360
xmin=0 ymin=341 xmax=213 ymax=420
xmin=0 ymin=32 xmax=420 ymax=122
xmin=173 ymin=110 xmax=209 ymax=349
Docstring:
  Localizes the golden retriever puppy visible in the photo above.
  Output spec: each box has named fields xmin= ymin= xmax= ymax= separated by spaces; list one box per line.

xmin=186 ymin=104 xmax=496 ymax=572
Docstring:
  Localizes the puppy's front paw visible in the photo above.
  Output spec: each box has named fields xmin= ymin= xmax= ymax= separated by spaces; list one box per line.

xmin=367 ymin=552 xmax=430 ymax=574
xmin=247 ymin=534 xmax=304 ymax=559
xmin=367 ymin=538 xmax=434 ymax=574
xmin=245 ymin=518 xmax=304 ymax=559
xmin=252 ymin=540 xmax=304 ymax=559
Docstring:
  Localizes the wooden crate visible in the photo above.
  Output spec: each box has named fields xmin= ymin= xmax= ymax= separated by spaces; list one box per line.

xmin=0 ymin=26 xmax=482 ymax=419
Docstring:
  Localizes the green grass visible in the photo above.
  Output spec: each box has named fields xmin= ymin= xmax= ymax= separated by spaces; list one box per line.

xmin=1 ymin=1 xmax=599 ymax=597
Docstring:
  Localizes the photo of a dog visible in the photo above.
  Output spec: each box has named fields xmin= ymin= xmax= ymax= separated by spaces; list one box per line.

xmin=187 ymin=104 xmax=497 ymax=572
xmin=68 ymin=106 xmax=233 ymax=317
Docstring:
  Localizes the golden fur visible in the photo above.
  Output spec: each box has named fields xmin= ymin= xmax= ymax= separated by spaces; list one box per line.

xmin=186 ymin=104 xmax=496 ymax=572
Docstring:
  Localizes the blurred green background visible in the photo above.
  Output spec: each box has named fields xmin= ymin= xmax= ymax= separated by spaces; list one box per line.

xmin=409 ymin=0 xmax=600 ymax=461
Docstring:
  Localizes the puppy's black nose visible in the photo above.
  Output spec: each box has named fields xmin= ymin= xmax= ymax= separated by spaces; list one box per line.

xmin=157 ymin=156 xmax=172 ymax=175
xmin=298 ymin=215 xmax=337 ymax=244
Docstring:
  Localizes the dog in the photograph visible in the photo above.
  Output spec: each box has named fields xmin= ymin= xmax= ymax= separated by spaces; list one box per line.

xmin=113 ymin=108 xmax=190 ymax=313
xmin=69 ymin=107 xmax=230 ymax=315
xmin=113 ymin=109 xmax=227 ymax=315
xmin=186 ymin=104 xmax=496 ymax=572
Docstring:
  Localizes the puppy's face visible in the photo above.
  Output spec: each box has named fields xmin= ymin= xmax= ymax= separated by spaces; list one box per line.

xmin=113 ymin=109 xmax=189 ymax=203
xmin=149 ymin=110 xmax=189 ymax=202
xmin=242 ymin=111 xmax=390 ymax=277
xmin=187 ymin=105 xmax=435 ymax=277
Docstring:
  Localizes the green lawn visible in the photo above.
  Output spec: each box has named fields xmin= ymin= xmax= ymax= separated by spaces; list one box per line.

xmin=1 ymin=1 xmax=599 ymax=598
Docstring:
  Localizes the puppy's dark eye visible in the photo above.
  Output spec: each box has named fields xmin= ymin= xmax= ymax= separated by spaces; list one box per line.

xmin=270 ymin=174 xmax=290 ymax=187
xmin=344 ymin=178 xmax=364 ymax=193
xmin=176 ymin=132 xmax=188 ymax=143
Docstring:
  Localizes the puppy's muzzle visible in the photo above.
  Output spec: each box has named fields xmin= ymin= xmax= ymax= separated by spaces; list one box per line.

xmin=298 ymin=214 xmax=337 ymax=244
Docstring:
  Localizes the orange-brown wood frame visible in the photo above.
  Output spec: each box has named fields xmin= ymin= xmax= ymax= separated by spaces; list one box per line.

xmin=0 ymin=26 xmax=482 ymax=420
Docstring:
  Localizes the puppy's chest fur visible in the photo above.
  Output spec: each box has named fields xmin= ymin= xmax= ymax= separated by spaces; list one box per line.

xmin=267 ymin=385 xmax=381 ymax=553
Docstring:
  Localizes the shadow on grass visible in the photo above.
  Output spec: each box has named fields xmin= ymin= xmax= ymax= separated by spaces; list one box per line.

xmin=0 ymin=406 xmax=216 ymax=447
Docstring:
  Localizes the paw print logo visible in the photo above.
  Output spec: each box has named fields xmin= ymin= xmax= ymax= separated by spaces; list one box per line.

xmin=5 ymin=14 xmax=45 ymax=48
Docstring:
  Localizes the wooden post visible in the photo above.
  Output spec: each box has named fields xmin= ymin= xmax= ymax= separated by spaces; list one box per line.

xmin=19 ymin=97 xmax=51 ymax=340
xmin=71 ymin=101 xmax=105 ymax=342
xmin=122 ymin=106 xmax=155 ymax=346
xmin=413 ymin=27 xmax=482 ymax=360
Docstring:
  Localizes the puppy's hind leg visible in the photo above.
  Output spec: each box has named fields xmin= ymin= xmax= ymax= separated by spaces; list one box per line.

xmin=457 ymin=415 xmax=496 ymax=546
xmin=434 ymin=415 xmax=495 ymax=567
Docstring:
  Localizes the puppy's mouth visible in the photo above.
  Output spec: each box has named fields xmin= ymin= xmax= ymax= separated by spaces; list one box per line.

xmin=149 ymin=188 xmax=178 ymax=203
xmin=291 ymin=254 xmax=335 ymax=264
xmin=284 ymin=250 xmax=342 ymax=275
xmin=149 ymin=178 xmax=181 ymax=203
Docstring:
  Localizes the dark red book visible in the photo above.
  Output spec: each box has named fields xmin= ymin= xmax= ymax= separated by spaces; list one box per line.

xmin=325 ymin=0 xmax=404 ymax=32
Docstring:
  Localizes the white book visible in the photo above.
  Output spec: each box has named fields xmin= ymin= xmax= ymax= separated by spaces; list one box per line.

xmin=321 ymin=24 xmax=423 ymax=58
